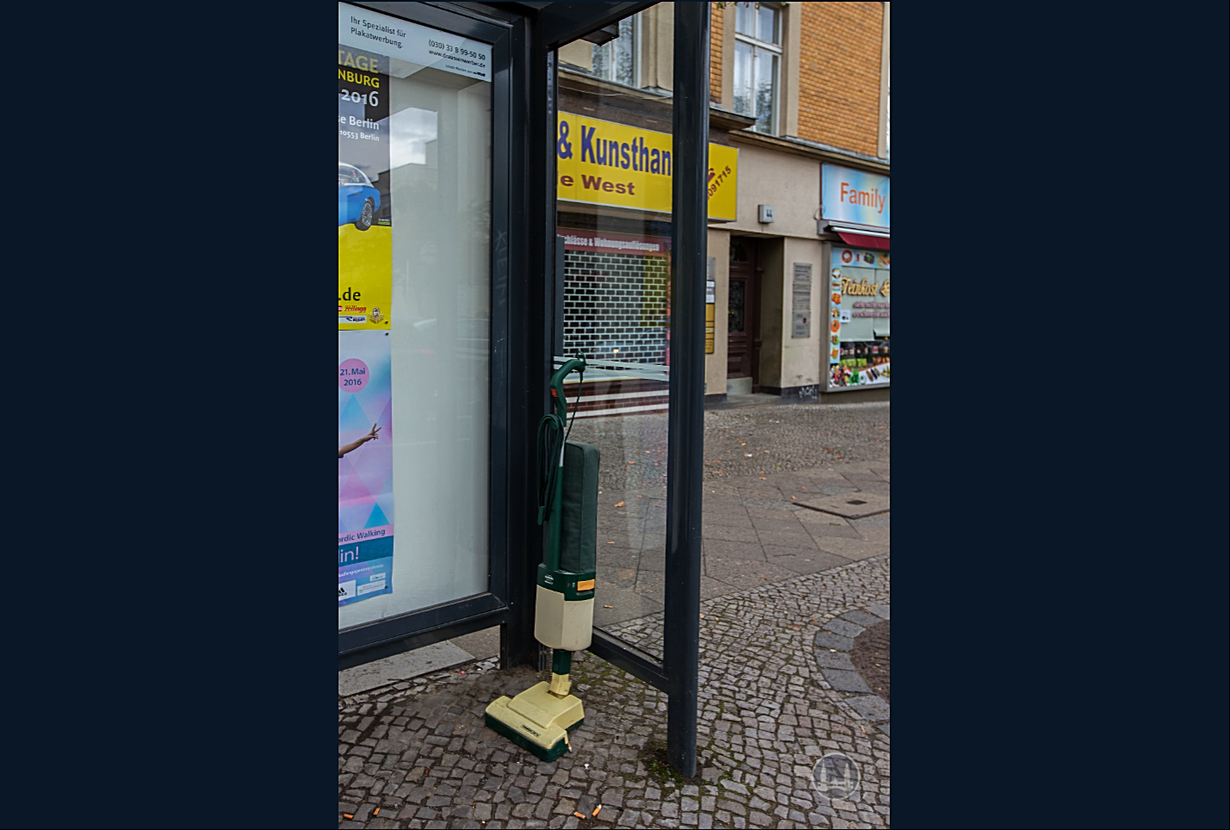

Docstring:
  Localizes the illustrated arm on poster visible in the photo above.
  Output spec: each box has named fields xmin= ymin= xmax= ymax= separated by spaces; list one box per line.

xmin=339 ymin=424 xmax=381 ymax=458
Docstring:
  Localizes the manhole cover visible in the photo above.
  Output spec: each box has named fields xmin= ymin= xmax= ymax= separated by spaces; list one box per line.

xmin=796 ymin=490 xmax=889 ymax=519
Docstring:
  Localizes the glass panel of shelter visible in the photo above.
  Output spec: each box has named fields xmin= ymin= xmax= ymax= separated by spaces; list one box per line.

xmin=554 ymin=5 xmax=672 ymax=660
xmin=338 ymin=3 xmax=493 ymax=632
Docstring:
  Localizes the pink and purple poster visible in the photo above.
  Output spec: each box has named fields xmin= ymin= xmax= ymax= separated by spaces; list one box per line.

xmin=338 ymin=329 xmax=394 ymax=606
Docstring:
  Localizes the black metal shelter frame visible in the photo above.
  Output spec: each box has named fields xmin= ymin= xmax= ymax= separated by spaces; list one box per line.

xmin=338 ymin=1 xmax=708 ymax=777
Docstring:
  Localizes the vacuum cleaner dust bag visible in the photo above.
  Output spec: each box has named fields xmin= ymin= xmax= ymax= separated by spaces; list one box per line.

xmin=559 ymin=441 xmax=599 ymax=574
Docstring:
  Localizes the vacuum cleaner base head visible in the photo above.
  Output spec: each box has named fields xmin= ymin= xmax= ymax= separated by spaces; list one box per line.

xmin=484 ymin=682 xmax=585 ymax=761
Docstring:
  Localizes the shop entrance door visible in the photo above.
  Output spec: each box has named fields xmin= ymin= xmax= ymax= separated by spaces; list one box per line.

xmin=728 ymin=236 xmax=761 ymax=388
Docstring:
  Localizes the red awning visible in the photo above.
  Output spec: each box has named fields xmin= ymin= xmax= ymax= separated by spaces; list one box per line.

xmin=834 ymin=230 xmax=890 ymax=250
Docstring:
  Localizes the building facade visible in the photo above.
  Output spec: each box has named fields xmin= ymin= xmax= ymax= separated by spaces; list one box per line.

xmin=555 ymin=1 xmax=890 ymax=409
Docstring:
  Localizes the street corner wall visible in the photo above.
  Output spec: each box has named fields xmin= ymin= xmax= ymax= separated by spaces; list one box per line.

xmin=726 ymin=146 xmax=821 ymax=240
xmin=757 ymin=237 xmax=825 ymax=396
xmin=757 ymin=237 xmax=785 ymax=389
xmin=779 ymin=237 xmax=824 ymax=392
xmin=797 ymin=2 xmax=885 ymax=157
xmin=705 ymin=227 xmax=731 ymax=397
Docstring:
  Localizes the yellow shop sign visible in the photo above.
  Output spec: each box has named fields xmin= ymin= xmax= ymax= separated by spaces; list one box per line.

xmin=556 ymin=112 xmax=738 ymax=221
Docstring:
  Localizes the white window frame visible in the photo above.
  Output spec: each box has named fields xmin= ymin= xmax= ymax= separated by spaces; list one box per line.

xmin=733 ymin=1 xmax=782 ymax=135
xmin=877 ymin=3 xmax=890 ymax=159
xmin=591 ymin=14 xmax=640 ymax=88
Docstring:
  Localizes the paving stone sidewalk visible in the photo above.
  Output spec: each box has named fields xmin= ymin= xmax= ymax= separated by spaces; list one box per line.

xmin=339 ymin=552 xmax=889 ymax=829
xmin=340 ymin=399 xmax=889 ymax=828
xmin=569 ymin=401 xmax=890 ymax=642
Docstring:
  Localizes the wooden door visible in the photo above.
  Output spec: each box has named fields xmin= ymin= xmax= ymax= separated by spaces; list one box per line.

xmin=727 ymin=237 xmax=760 ymax=384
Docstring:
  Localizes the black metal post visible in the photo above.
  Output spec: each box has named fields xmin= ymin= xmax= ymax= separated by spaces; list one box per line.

xmin=501 ymin=15 xmax=552 ymax=669
xmin=664 ymin=1 xmax=709 ymax=779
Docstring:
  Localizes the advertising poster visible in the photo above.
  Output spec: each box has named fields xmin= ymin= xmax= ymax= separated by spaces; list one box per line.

xmin=829 ymin=247 xmax=890 ymax=388
xmin=556 ymin=112 xmax=738 ymax=221
xmin=339 ymin=43 xmax=393 ymax=331
xmin=338 ymin=330 xmax=395 ymax=606
xmin=339 ymin=11 xmax=397 ymax=606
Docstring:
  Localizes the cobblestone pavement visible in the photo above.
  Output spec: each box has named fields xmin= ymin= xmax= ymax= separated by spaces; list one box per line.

xmin=339 ymin=398 xmax=889 ymax=828
xmin=339 ymin=555 xmax=889 ymax=829
xmin=811 ymin=607 xmax=891 ymax=738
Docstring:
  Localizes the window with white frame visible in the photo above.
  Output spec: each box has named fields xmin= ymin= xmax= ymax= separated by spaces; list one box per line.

xmin=591 ymin=15 xmax=638 ymax=87
xmin=733 ymin=2 xmax=781 ymax=134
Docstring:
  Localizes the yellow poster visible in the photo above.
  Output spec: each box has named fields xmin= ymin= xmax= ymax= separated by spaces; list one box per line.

xmin=338 ymin=47 xmax=392 ymax=331
xmin=556 ymin=112 xmax=738 ymax=221
xmin=338 ymin=224 xmax=392 ymax=330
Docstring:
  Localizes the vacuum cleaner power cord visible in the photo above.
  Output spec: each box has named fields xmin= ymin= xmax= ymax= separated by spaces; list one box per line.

xmin=536 ymin=361 xmax=584 ymax=526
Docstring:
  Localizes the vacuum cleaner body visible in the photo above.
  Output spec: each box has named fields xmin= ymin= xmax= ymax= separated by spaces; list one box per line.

xmin=535 ymin=439 xmax=599 ymax=650
xmin=485 ymin=359 xmax=600 ymax=761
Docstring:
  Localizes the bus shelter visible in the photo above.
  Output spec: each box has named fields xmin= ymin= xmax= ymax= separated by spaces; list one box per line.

xmin=337 ymin=0 xmax=708 ymax=775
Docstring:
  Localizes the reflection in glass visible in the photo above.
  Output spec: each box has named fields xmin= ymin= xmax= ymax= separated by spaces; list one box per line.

xmin=390 ymin=107 xmax=438 ymax=167
xmin=754 ymin=51 xmax=778 ymax=134
xmin=735 ymin=1 xmax=755 ymax=36
xmin=733 ymin=42 xmax=752 ymax=118
xmin=591 ymin=16 xmax=636 ymax=86
xmin=733 ymin=2 xmax=781 ymax=135
xmin=757 ymin=3 xmax=778 ymax=43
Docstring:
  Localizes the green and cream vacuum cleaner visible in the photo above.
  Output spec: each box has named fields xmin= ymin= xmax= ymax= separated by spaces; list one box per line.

xmin=485 ymin=357 xmax=599 ymax=761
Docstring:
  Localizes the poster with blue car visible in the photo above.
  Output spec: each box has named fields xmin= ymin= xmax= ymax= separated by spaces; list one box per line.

xmin=338 ymin=44 xmax=393 ymax=332
xmin=338 ymin=46 xmax=391 ymax=230
xmin=338 ymin=162 xmax=381 ymax=231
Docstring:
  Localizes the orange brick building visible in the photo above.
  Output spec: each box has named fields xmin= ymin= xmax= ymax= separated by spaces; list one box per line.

xmin=706 ymin=2 xmax=891 ymax=399
xmin=710 ymin=1 xmax=888 ymax=159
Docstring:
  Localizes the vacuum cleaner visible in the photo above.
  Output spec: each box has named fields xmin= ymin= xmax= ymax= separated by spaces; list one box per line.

xmin=485 ymin=357 xmax=599 ymax=761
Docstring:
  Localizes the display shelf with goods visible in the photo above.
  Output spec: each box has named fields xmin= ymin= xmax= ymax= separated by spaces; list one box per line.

xmin=828 ymin=245 xmax=889 ymax=390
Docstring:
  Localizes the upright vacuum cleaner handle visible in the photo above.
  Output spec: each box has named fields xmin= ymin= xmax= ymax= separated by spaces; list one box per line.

xmin=550 ymin=357 xmax=586 ymax=421
xmin=538 ymin=357 xmax=586 ymax=536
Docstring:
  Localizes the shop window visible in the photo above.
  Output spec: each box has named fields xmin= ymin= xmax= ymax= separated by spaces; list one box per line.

xmin=733 ymin=2 xmax=781 ymax=135
xmin=591 ymin=16 xmax=638 ymax=86
xmin=829 ymin=247 xmax=890 ymax=389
